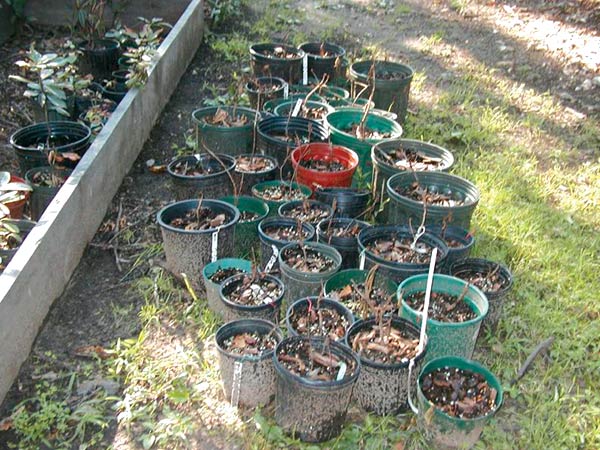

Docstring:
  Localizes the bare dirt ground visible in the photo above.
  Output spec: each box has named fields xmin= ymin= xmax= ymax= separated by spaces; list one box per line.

xmin=0 ymin=0 xmax=598 ymax=448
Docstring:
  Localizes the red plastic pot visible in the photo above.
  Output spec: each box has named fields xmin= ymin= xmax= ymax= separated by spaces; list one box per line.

xmin=291 ymin=143 xmax=359 ymax=190
xmin=5 ymin=174 xmax=30 ymax=219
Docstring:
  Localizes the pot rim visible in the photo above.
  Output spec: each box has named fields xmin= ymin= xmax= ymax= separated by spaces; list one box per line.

xmin=167 ymin=154 xmax=236 ymax=181
xmin=156 ymin=199 xmax=240 ymax=234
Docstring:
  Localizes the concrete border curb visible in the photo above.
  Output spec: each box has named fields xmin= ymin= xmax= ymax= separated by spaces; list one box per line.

xmin=0 ymin=0 xmax=204 ymax=403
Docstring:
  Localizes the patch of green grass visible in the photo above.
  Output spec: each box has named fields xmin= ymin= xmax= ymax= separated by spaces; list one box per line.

xmin=208 ymin=33 xmax=251 ymax=64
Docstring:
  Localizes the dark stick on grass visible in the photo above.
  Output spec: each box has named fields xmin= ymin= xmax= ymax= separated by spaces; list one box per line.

xmin=511 ymin=336 xmax=555 ymax=386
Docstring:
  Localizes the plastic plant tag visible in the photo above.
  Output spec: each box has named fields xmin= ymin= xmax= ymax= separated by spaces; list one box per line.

xmin=291 ymin=99 xmax=303 ymax=117
xmin=264 ymin=245 xmax=279 ymax=272
xmin=283 ymin=83 xmax=289 ymax=99
xmin=211 ymin=228 xmax=219 ymax=262
xmin=337 ymin=361 xmax=347 ymax=381
xmin=231 ymin=360 xmax=243 ymax=407
xmin=359 ymin=250 xmax=366 ymax=270
xmin=302 ymin=54 xmax=309 ymax=85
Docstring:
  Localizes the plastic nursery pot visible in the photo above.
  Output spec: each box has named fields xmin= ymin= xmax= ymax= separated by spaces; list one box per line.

xmin=277 ymin=199 xmax=334 ymax=226
xmin=278 ymin=241 xmax=342 ymax=303
xmin=316 ymin=218 xmax=370 ymax=270
xmin=449 ymin=258 xmax=513 ymax=332
xmin=262 ymin=93 xmax=325 ymax=114
xmin=112 ymin=69 xmax=129 ymax=84
xmin=167 ymin=153 xmax=236 ymax=201
xmin=10 ymin=121 xmax=92 ymax=173
xmin=245 ymin=76 xmax=288 ymax=111
xmin=386 ymin=171 xmax=481 ymax=230
xmin=345 ymin=316 xmax=427 ymax=415
xmin=428 ymin=225 xmax=475 ymax=270
xmin=314 ymin=187 xmax=371 ymax=219
xmin=291 ymin=142 xmax=359 ymax=191
xmin=0 ymin=219 xmax=36 ymax=269
xmin=233 ymin=154 xmax=279 ymax=196
xmin=324 ymin=268 xmax=398 ymax=319
xmin=24 ymin=166 xmax=73 ymax=221
xmin=324 ymin=109 xmax=402 ymax=180
xmin=201 ymin=258 xmax=253 ymax=317
xmin=157 ymin=199 xmax=239 ymax=288
xmin=371 ymin=139 xmax=455 ymax=204
xmin=257 ymin=216 xmax=315 ymax=272
xmin=398 ymin=274 xmax=488 ymax=362
xmin=273 ymin=100 xmax=335 ymax=123
xmin=78 ymin=39 xmax=120 ymax=80
xmin=219 ymin=272 xmax=286 ymax=323
xmin=289 ymin=83 xmax=350 ymax=104
xmin=256 ymin=116 xmax=329 ymax=177
xmin=3 ymin=174 xmax=30 ymax=219
xmin=249 ymin=43 xmax=306 ymax=84
xmin=333 ymin=105 xmax=398 ymax=122
xmin=358 ymin=226 xmax=448 ymax=284
xmin=298 ymin=42 xmax=346 ymax=82
xmin=251 ymin=180 xmax=312 ymax=217
xmin=215 ymin=319 xmax=283 ymax=408
xmin=411 ymin=356 xmax=503 ymax=449
xmin=220 ymin=195 xmax=270 ymax=259
xmin=349 ymin=60 xmax=414 ymax=125
xmin=192 ymin=106 xmax=260 ymax=155
xmin=285 ymin=296 xmax=355 ymax=340
xmin=273 ymin=335 xmax=360 ymax=442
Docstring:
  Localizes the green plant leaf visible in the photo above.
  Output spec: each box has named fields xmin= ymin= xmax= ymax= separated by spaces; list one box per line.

xmin=8 ymin=75 xmax=31 ymax=84
xmin=0 ymin=182 xmax=32 ymax=192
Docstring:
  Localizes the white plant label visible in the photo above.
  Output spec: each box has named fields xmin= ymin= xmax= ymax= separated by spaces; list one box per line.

xmin=283 ymin=83 xmax=289 ymax=99
xmin=302 ymin=54 xmax=308 ymax=85
xmin=211 ymin=229 xmax=219 ymax=263
xmin=337 ymin=361 xmax=347 ymax=381
xmin=359 ymin=250 xmax=366 ymax=270
xmin=231 ymin=361 xmax=243 ymax=408
xmin=264 ymin=245 xmax=279 ymax=272
xmin=291 ymin=99 xmax=303 ymax=117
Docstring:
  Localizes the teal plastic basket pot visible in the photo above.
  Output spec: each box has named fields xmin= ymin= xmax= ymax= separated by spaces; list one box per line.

xmin=192 ymin=106 xmax=260 ymax=155
xmin=251 ymin=180 xmax=312 ymax=217
xmin=398 ymin=274 xmax=488 ymax=362
xmin=386 ymin=171 xmax=480 ymax=230
xmin=409 ymin=356 xmax=503 ymax=449
xmin=325 ymin=110 xmax=402 ymax=181
xmin=201 ymin=258 xmax=253 ymax=317
xmin=220 ymin=195 xmax=270 ymax=260
xmin=349 ymin=60 xmax=414 ymax=125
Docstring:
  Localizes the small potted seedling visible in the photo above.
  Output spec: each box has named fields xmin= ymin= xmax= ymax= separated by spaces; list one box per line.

xmin=285 ymin=294 xmax=354 ymax=342
xmin=278 ymin=199 xmax=333 ymax=226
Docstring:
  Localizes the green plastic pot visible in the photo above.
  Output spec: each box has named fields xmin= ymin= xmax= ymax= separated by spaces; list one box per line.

xmin=262 ymin=93 xmax=326 ymax=113
xmin=278 ymin=199 xmax=334 ymax=226
xmin=192 ymin=106 xmax=260 ymax=155
xmin=278 ymin=241 xmax=342 ymax=304
xmin=349 ymin=60 xmax=414 ymax=125
xmin=386 ymin=171 xmax=480 ymax=230
xmin=251 ymin=180 xmax=312 ymax=217
xmin=220 ymin=195 xmax=270 ymax=259
xmin=324 ymin=268 xmax=397 ymax=319
xmin=325 ymin=110 xmax=402 ymax=181
xmin=273 ymin=100 xmax=334 ymax=123
xmin=289 ymin=83 xmax=350 ymax=104
xmin=202 ymin=258 xmax=253 ymax=317
xmin=409 ymin=356 xmax=503 ymax=449
xmin=398 ymin=274 xmax=488 ymax=362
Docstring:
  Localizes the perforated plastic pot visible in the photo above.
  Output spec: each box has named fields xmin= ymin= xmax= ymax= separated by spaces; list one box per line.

xmin=316 ymin=218 xmax=370 ymax=270
xmin=258 ymin=216 xmax=315 ymax=272
xmin=202 ymin=258 xmax=253 ymax=317
xmin=278 ymin=199 xmax=334 ymax=226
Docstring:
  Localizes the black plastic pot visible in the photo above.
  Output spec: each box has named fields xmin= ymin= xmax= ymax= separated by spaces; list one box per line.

xmin=256 ymin=116 xmax=329 ymax=177
xmin=233 ymin=154 xmax=278 ymax=196
xmin=273 ymin=336 xmax=360 ymax=442
xmin=357 ymin=226 xmax=448 ymax=283
xmin=192 ymin=106 xmax=260 ymax=156
xmin=316 ymin=217 xmax=370 ymax=269
xmin=273 ymin=100 xmax=335 ymax=123
xmin=245 ymin=76 xmax=288 ymax=110
xmin=449 ymin=258 xmax=513 ymax=331
xmin=298 ymin=42 xmax=346 ymax=83
xmin=97 ymin=80 xmax=128 ymax=103
xmin=24 ymin=166 xmax=73 ymax=221
xmin=167 ymin=154 xmax=236 ymax=201
xmin=78 ymin=39 xmax=121 ymax=80
xmin=345 ymin=317 xmax=427 ymax=415
xmin=0 ymin=219 xmax=36 ymax=269
xmin=278 ymin=241 xmax=342 ymax=303
xmin=278 ymin=199 xmax=334 ymax=226
xmin=10 ymin=121 xmax=92 ymax=173
xmin=428 ymin=225 xmax=475 ymax=269
xmin=157 ymin=199 xmax=239 ymax=287
xmin=219 ymin=272 xmax=286 ymax=323
xmin=314 ymin=187 xmax=371 ymax=219
xmin=215 ymin=319 xmax=283 ymax=408
xmin=285 ymin=297 xmax=355 ymax=341
xmin=250 ymin=43 xmax=305 ymax=84
xmin=258 ymin=217 xmax=316 ymax=272
xmin=220 ymin=196 xmax=270 ymax=259
xmin=112 ymin=69 xmax=129 ymax=84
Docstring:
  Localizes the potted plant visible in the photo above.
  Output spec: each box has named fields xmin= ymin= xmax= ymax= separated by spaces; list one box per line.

xmin=232 ymin=154 xmax=278 ymax=196
xmin=78 ymin=97 xmax=117 ymax=134
xmin=314 ymin=186 xmax=371 ymax=219
xmin=157 ymin=199 xmax=239 ymax=287
xmin=244 ymin=76 xmax=288 ymax=110
xmin=24 ymin=167 xmax=73 ymax=221
xmin=219 ymin=270 xmax=285 ymax=323
xmin=428 ymin=223 xmax=475 ymax=268
xmin=273 ymin=335 xmax=360 ymax=442
xmin=220 ymin=195 xmax=270 ymax=259
xmin=167 ymin=153 xmax=236 ymax=201
xmin=285 ymin=296 xmax=354 ymax=341
xmin=249 ymin=43 xmax=305 ymax=84
xmin=316 ymin=218 xmax=370 ymax=270
xmin=291 ymin=142 xmax=359 ymax=190
xmin=257 ymin=216 xmax=315 ymax=272
xmin=277 ymin=199 xmax=333 ymax=226
xmin=251 ymin=180 xmax=312 ymax=216
xmin=0 ymin=171 xmax=32 ymax=219
xmin=298 ymin=42 xmax=346 ymax=84
xmin=273 ymin=99 xmax=334 ymax=123
xmin=0 ymin=215 xmax=36 ymax=270
xmin=201 ymin=258 xmax=252 ymax=317
xmin=215 ymin=319 xmax=283 ymax=408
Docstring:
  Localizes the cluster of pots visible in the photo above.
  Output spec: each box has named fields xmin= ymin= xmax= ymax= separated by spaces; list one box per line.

xmin=154 ymin=40 xmax=514 ymax=448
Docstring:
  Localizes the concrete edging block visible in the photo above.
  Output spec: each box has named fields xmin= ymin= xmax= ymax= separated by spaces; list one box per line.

xmin=0 ymin=0 xmax=204 ymax=403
